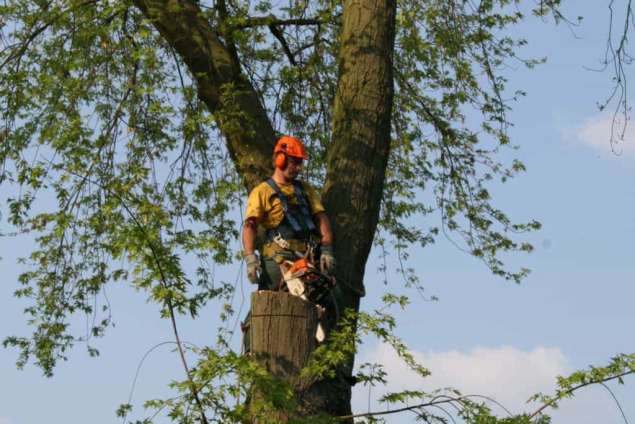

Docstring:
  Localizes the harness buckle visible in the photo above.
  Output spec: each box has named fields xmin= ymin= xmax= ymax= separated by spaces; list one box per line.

xmin=272 ymin=233 xmax=291 ymax=250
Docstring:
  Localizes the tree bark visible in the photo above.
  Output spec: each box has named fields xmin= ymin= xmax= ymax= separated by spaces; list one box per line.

xmin=249 ymin=291 xmax=318 ymax=422
xmin=325 ymin=0 xmax=397 ymax=300
xmin=249 ymin=291 xmax=353 ymax=421
xmin=250 ymin=291 xmax=318 ymax=386
xmin=321 ymin=0 xmax=397 ymax=416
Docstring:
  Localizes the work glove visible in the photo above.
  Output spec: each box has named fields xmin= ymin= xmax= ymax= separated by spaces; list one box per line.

xmin=320 ymin=245 xmax=336 ymax=275
xmin=245 ymin=253 xmax=261 ymax=284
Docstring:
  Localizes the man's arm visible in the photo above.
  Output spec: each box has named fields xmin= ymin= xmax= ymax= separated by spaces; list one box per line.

xmin=242 ymin=217 xmax=261 ymax=284
xmin=314 ymin=212 xmax=333 ymax=246
xmin=242 ymin=218 xmax=259 ymax=255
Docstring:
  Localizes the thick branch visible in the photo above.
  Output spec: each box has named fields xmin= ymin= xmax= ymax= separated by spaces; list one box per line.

xmin=132 ymin=0 xmax=275 ymax=190
xmin=323 ymin=0 xmax=397 ymax=297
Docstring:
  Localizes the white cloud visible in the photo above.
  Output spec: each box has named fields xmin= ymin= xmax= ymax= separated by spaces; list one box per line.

xmin=575 ymin=113 xmax=635 ymax=156
xmin=353 ymin=344 xmax=627 ymax=423
xmin=0 ymin=418 xmax=14 ymax=424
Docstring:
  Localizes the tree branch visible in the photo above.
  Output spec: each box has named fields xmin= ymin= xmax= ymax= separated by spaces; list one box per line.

xmin=0 ymin=0 xmax=98 ymax=71
xmin=58 ymin=167 xmax=210 ymax=424
xmin=323 ymin=0 xmax=397 ymax=298
xmin=232 ymin=15 xmax=322 ymax=30
xmin=529 ymin=370 xmax=635 ymax=420
xmin=336 ymin=395 xmax=465 ymax=420
xmin=132 ymin=0 xmax=276 ymax=190
xmin=268 ymin=24 xmax=297 ymax=66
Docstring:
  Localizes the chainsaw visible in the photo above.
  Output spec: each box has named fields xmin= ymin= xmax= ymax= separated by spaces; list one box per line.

xmin=279 ymin=257 xmax=336 ymax=342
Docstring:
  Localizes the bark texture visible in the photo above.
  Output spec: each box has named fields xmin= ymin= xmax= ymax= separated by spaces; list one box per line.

xmin=325 ymin=0 xmax=397 ymax=300
xmin=249 ymin=292 xmax=318 ymax=422
xmin=320 ymin=1 xmax=397 ymax=416
xmin=250 ymin=291 xmax=352 ymax=421
xmin=250 ymin=291 xmax=318 ymax=385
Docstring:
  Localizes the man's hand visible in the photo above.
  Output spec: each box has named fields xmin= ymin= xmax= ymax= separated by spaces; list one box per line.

xmin=320 ymin=245 xmax=336 ymax=275
xmin=245 ymin=253 xmax=261 ymax=284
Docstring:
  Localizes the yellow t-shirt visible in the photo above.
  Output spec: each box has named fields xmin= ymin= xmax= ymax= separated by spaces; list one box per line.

xmin=245 ymin=180 xmax=325 ymax=230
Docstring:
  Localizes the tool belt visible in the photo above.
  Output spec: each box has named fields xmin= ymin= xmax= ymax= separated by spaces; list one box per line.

xmin=262 ymin=238 xmax=310 ymax=261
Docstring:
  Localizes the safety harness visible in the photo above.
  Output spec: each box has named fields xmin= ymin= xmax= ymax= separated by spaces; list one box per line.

xmin=265 ymin=178 xmax=317 ymax=242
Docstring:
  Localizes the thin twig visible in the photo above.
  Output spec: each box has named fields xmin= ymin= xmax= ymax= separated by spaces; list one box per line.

xmin=232 ymin=15 xmax=322 ymax=30
xmin=336 ymin=396 xmax=465 ymax=420
xmin=600 ymin=382 xmax=629 ymax=424
xmin=529 ymin=370 xmax=635 ymax=420
xmin=59 ymin=168 xmax=210 ymax=424
xmin=0 ymin=0 xmax=98 ymax=70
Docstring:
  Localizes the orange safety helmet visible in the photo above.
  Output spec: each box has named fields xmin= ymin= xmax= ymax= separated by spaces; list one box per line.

xmin=274 ymin=135 xmax=308 ymax=169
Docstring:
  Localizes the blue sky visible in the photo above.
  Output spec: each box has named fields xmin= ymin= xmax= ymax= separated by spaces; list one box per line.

xmin=1 ymin=2 xmax=634 ymax=423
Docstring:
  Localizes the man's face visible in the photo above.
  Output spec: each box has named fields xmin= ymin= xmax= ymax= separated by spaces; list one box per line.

xmin=283 ymin=156 xmax=304 ymax=180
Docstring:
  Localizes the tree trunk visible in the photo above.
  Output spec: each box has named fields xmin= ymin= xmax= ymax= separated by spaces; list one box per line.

xmin=250 ymin=291 xmax=318 ymax=386
xmin=249 ymin=291 xmax=353 ymax=422
xmin=321 ymin=0 xmax=397 ymax=416
xmin=250 ymin=291 xmax=346 ymax=422
xmin=325 ymin=0 xmax=396 ymax=299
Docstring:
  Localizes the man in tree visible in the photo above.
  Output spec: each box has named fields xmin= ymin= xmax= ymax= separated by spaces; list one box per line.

xmin=242 ymin=135 xmax=335 ymax=290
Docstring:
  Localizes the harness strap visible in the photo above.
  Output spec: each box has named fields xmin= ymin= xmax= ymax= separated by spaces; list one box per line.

xmin=266 ymin=178 xmax=303 ymax=233
xmin=292 ymin=181 xmax=317 ymax=232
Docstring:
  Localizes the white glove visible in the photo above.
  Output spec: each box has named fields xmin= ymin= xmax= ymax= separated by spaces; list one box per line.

xmin=245 ymin=253 xmax=261 ymax=284
xmin=320 ymin=245 xmax=336 ymax=275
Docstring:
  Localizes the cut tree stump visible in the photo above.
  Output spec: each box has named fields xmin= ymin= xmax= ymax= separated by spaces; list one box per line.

xmin=250 ymin=290 xmax=319 ymax=386
xmin=247 ymin=290 xmax=353 ymax=422
xmin=247 ymin=291 xmax=320 ymax=422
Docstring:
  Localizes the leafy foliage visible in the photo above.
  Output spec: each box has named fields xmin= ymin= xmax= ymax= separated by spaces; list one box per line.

xmin=1 ymin=0 xmax=241 ymax=374
xmin=383 ymin=0 xmax=547 ymax=283
xmin=529 ymin=353 xmax=635 ymax=418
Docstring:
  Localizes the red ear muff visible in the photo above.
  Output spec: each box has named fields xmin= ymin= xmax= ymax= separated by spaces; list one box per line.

xmin=275 ymin=152 xmax=287 ymax=169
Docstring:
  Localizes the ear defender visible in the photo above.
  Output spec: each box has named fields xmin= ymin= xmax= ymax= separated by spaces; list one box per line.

xmin=273 ymin=137 xmax=306 ymax=169
xmin=275 ymin=152 xmax=287 ymax=169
